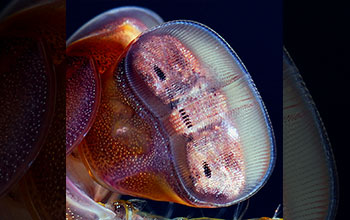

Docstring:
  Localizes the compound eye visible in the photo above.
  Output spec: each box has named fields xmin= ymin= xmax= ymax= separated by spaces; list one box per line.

xmin=125 ymin=21 xmax=275 ymax=206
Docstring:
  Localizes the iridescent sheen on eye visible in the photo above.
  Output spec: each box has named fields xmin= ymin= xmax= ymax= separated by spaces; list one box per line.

xmin=80 ymin=20 xmax=275 ymax=208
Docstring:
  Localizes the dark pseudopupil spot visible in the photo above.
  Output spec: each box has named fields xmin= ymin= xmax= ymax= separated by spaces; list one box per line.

xmin=203 ymin=162 xmax=211 ymax=178
xmin=179 ymin=111 xmax=192 ymax=129
xmin=153 ymin=65 xmax=166 ymax=81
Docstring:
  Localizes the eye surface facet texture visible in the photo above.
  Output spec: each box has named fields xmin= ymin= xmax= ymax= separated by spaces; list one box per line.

xmin=124 ymin=21 xmax=275 ymax=207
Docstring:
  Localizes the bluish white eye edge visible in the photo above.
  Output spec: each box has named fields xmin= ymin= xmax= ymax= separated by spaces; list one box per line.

xmin=283 ymin=47 xmax=338 ymax=219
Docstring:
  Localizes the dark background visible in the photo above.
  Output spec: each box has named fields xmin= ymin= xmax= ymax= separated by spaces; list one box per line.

xmin=284 ymin=1 xmax=348 ymax=219
xmin=67 ymin=0 xmax=283 ymax=219
xmin=1 ymin=0 xmax=347 ymax=218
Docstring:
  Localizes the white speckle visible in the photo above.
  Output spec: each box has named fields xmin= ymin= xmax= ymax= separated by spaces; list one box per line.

xmin=227 ymin=125 xmax=239 ymax=140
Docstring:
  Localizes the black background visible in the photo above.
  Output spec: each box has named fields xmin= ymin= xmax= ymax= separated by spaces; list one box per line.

xmin=67 ymin=0 xmax=283 ymax=219
xmin=284 ymin=1 xmax=348 ymax=219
